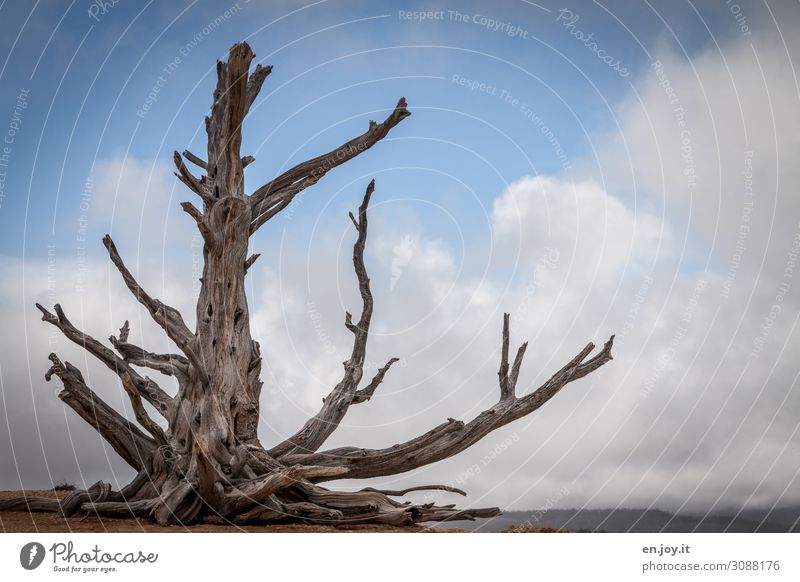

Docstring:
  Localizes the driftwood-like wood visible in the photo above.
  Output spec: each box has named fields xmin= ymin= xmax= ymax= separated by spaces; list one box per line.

xmin=281 ymin=337 xmax=615 ymax=481
xmin=0 ymin=41 xmax=614 ymax=526
xmin=42 ymin=354 xmax=155 ymax=471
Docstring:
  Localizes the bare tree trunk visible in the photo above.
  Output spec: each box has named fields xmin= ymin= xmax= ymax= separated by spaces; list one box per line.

xmin=1 ymin=42 xmax=614 ymax=527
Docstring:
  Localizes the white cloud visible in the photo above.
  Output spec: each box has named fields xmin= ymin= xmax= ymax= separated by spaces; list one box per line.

xmin=493 ymin=175 xmax=667 ymax=290
xmin=4 ymin=156 xmax=798 ymax=514
xmin=3 ymin=26 xmax=800 ymax=517
xmin=90 ymin=155 xmax=195 ymax=254
xmin=582 ymin=32 xmax=800 ymax=291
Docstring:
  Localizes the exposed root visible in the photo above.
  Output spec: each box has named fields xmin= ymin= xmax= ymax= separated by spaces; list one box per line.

xmin=0 ymin=477 xmax=498 ymax=527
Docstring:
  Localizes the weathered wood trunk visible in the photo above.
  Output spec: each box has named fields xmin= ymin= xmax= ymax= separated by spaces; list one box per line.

xmin=154 ymin=44 xmax=265 ymax=522
xmin=1 ymin=42 xmax=614 ymax=526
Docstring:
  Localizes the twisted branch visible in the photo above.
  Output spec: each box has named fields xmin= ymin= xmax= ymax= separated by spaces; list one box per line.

xmin=248 ymin=100 xmax=410 ymax=232
xmin=35 ymin=303 xmax=173 ymax=417
xmin=44 ymin=354 xmax=155 ymax=471
xmin=284 ymin=327 xmax=614 ymax=481
xmin=268 ymin=181 xmax=397 ymax=457
xmin=110 ymin=320 xmax=189 ymax=381
xmin=101 ymin=235 xmax=207 ymax=384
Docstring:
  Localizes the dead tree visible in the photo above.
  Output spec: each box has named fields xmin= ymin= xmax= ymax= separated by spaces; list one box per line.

xmin=2 ymin=42 xmax=613 ymax=526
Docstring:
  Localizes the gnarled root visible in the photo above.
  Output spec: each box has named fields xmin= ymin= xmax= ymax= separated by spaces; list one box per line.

xmin=0 ymin=474 xmax=497 ymax=528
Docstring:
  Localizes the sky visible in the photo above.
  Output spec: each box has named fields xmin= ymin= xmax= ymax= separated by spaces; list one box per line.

xmin=0 ymin=0 xmax=799 ymax=518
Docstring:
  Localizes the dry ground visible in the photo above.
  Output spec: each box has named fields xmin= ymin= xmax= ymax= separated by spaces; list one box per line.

xmin=0 ymin=489 xmax=566 ymax=533
xmin=0 ymin=489 xmax=462 ymax=532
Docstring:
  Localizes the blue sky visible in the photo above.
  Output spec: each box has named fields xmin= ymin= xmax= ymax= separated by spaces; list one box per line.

xmin=2 ymin=1 xmax=799 ymax=515
xmin=0 ymin=0 xmax=759 ymax=257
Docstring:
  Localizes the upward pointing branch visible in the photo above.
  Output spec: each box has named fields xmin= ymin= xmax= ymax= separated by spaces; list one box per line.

xmin=211 ymin=43 xmax=251 ymax=197
xmin=248 ymin=99 xmax=410 ymax=233
xmin=102 ymin=235 xmax=193 ymax=347
xmin=498 ymin=314 xmax=528 ymax=401
xmin=284 ymin=332 xmax=615 ymax=481
xmin=268 ymin=181 xmax=398 ymax=458
xmin=245 ymin=64 xmax=272 ymax=116
xmin=35 ymin=303 xmax=173 ymax=417
xmin=102 ymin=235 xmax=207 ymax=384
xmin=45 ymin=354 xmax=155 ymax=471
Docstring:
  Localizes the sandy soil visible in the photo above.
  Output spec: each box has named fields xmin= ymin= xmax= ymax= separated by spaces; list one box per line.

xmin=0 ymin=489 xmax=464 ymax=533
xmin=1 ymin=489 xmax=570 ymax=533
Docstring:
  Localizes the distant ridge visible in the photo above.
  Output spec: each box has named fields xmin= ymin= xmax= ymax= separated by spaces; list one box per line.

xmin=444 ymin=506 xmax=800 ymax=533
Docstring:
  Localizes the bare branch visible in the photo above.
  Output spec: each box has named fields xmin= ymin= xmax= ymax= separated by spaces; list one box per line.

xmin=572 ymin=335 xmax=615 ymax=380
xmin=244 ymin=63 xmax=272 ymax=116
xmin=344 ymin=311 xmax=357 ymax=333
xmin=110 ymin=331 xmax=189 ymax=380
xmin=121 ymin=373 xmax=168 ymax=446
xmin=248 ymin=100 xmax=410 ymax=231
xmin=173 ymin=151 xmax=209 ymax=201
xmin=101 ymin=235 xmax=206 ymax=384
xmin=182 ymin=149 xmax=208 ymax=170
xmin=244 ymin=253 xmax=260 ymax=272
xmin=348 ymin=179 xmax=374 ymax=352
xmin=285 ymin=329 xmax=615 ymax=481
xmin=179 ymin=201 xmax=203 ymax=222
xmin=36 ymin=303 xmax=173 ymax=417
xmin=249 ymin=195 xmax=292 ymax=233
xmin=179 ymin=200 xmax=203 ymax=223
xmin=205 ymin=42 xmax=256 ymax=199
xmin=268 ymin=181 xmax=385 ymax=457
xmin=179 ymin=201 xmax=215 ymax=243
xmin=102 ymin=235 xmax=193 ymax=345
xmin=280 ymin=417 xmax=465 ymax=467
xmin=351 ymin=357 xmax=399 ymax=404
xmin=498 ymin=312 xmax=527 ymax=401
xmin=508 ymin=342 xmax=528 ymax=394
xmin=498 ymin=313 xmax=511 ymax=399
xmin=359 ymin=485 xmax=466 ymax=497
xmin=118 ymin=319 xmax=130 ymax=342
xmin=45 ymin=354 xmax=155 ymax=471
